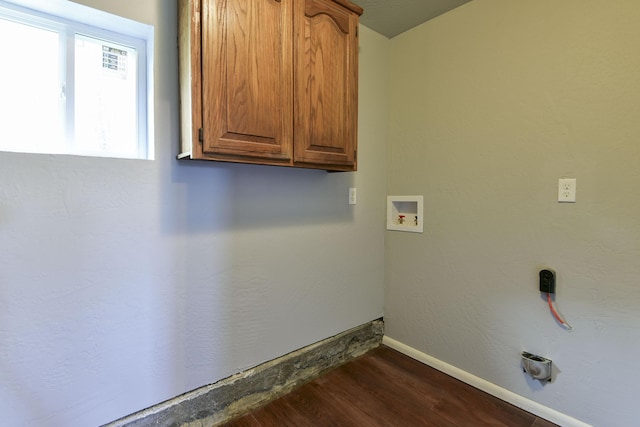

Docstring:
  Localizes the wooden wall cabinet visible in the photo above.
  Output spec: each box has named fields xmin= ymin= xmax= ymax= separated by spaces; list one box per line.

xmin=178 ymin=0 xmax=363 ymax=172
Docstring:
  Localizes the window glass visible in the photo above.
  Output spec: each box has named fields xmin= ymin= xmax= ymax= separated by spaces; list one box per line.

xmin=0 ymin=18 xmax=64 ymax=153
xmin=74 ymin=35 xmax=139 ymax=157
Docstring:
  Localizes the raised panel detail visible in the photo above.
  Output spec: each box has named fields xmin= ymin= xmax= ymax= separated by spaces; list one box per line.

xmin=294 ymin=0 xmax=358 ymax=169
xmin=201 ymin=0 xmax=292 ymax=160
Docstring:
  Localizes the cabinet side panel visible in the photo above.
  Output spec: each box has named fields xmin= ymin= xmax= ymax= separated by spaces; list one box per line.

xmin=178 ymin=0 xmax=202 ymax=157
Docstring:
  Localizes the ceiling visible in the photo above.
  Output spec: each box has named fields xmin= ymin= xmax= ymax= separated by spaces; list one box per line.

xmin=355 ymin=0 xmax=472 ymax=38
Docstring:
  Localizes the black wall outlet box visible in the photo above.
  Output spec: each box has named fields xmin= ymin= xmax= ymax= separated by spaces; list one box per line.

xmin=539 ymin=269 xmax=556 ymax=293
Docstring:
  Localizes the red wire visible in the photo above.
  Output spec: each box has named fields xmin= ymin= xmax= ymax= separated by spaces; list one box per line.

xmin=547 ymin=292 xmax=570 ymax=328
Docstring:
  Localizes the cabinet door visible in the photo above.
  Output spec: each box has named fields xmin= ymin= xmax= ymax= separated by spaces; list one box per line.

xmin=294 ymin=0 xmax=360 ymax=171
xmin=200 ymin=0 xmax=293 ymax=162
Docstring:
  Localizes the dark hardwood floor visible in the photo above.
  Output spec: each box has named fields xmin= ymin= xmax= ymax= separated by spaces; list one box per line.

xmin=221 ymin=345 xmax=558 ymax=427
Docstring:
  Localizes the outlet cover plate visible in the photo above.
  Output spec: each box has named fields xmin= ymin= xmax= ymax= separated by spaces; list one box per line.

xmin=558 ymin=178 xmax=576 ymax=203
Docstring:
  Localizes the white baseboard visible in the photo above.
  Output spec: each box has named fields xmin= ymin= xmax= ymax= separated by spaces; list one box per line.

xmin=382 ymin=336 xmax=591 ymax=427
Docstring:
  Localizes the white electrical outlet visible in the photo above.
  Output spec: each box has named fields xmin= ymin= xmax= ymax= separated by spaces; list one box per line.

xmin=558 ymin=178 xmax=576 ymax=203
xmin=349 ymin=187 xmax=357 ymax=205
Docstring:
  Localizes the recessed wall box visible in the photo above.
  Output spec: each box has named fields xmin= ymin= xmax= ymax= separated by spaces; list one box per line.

xmin=387 ymin=196 xmax=424 ymax=233
xmin=521 ymin=351 xmax=552 ymax=382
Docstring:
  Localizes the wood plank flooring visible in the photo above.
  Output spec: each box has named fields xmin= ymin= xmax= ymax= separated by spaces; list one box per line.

xmin=221 ymin=345 xmax=558 ymax=427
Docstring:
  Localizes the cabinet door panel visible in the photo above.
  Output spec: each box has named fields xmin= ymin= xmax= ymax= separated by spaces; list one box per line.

xmin=294 ymin=0 xmax=358 ymax=170
xmin=201 ymin=0 xmax=292 ymax=160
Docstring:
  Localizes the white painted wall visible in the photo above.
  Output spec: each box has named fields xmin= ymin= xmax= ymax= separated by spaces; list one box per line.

xmin=0 ymin=1 xmax=389 ymax=424
xmin=385 ymin=1 xmax=640 ymax=426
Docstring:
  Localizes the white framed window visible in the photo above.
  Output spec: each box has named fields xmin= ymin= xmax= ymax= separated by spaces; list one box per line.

xmin=0 ymin=0 xmax=154 ymax=159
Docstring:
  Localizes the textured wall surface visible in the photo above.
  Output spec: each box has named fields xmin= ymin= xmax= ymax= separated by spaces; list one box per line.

xmin=0 ymin=1 xmax=388 ymax=425
xmin=385 ymin=1 xmax=640 ymax=426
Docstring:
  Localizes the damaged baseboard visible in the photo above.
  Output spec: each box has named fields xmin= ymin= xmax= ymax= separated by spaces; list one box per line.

xmin=104 ymin=318 xmax=384 ymax=427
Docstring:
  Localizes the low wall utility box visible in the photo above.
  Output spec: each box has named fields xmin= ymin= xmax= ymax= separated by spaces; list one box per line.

xmin=387 ymin=196 xmax=424 ymax=233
